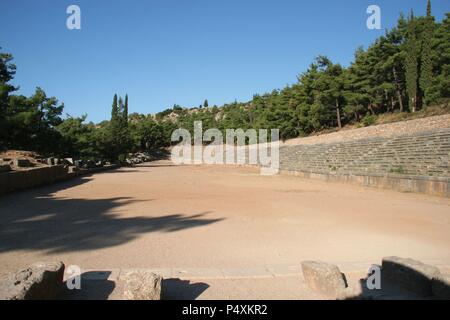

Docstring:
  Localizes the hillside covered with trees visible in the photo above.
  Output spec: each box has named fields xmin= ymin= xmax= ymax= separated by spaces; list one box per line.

xmin=0 ymin=1 xmax=449 ymax=161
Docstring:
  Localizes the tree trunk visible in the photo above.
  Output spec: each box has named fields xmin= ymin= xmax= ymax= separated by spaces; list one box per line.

xmin=335 ymin=99 xmax=342 ymax=129
xmin=384 ymin=90 xmax=389 ymax=112
xmin=393 ymin=66 xmax=404 ymax=112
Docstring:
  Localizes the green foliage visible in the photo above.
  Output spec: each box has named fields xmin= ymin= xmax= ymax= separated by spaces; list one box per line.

xmin=1 ymin=0 xmax=449 ymax=158
xmin=108 ymin=94 xmax=132 ymax=161
xmin=405 ymin=11 xmax=419 ymax=112
xmin=0 ymin=49 xmax=17 ymax=148
xmin=390 ymin=165 xmax=407 ymax=174
xmin=420 ymin=0 xmax=434 ymax=105
xmin=361 ymin=114 xmax=377 ymax=127
xmin=1 ymin=85 xmax=64 ymax=154
xmin=428 ymin=13 xmax=450 ymax=104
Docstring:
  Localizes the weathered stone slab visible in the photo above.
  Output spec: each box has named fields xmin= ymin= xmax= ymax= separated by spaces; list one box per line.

xmin=122 ymin=271 xmax=162 ymax=300
xmin=432 ymin=274 xmax=450 ymax=300
xmin=382 ymin=256 xmax=440 ymax=297
xmin=0 ymin=261 xmax=65 ymax=300
xmin=301 ymin=261 xmax=347 ymax=298
xmin=68 ymin=166 xmax=78 ymax=174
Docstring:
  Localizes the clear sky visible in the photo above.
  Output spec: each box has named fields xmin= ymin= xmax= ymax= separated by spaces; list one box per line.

xmin=0 ymin=0 xmax=448 ymax=123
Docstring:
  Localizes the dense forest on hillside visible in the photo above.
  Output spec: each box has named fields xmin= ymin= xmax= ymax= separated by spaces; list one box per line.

xmin=0 ymin=1 xmax=449 ymax=161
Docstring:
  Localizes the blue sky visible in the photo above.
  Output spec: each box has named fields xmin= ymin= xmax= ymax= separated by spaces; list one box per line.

xmin=0 ymin=0 xmax=448 ymax=123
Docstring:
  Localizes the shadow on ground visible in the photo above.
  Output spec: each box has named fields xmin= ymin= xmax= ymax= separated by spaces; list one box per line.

xmin=59 ymin=275 xmax=209 ymax=300
xmin=161 ymin=278 xmax=209 ymax=300
xmin=345 ymin=263 xmax=450 ymax=300
xmin=0 ymin=174 xmax=223 ymax=253
xmin=60 ymin=271 xmax=116 ymax=300
xmin=135 ymin=164 xmax=181 ymax=168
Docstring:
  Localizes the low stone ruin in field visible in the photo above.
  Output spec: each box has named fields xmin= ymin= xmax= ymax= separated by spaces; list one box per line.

xmin=1 ymin=257 xmax=448 ymax=300
xmin=301 ymin=257 xmax=450 ymax=300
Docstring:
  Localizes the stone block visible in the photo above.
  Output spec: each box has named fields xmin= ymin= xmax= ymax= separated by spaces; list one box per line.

xmin=122 ymin=271 xmax=162 ymax=300
xmin=68 ymin=166 xmax=78 ymax=174
xmin=0 ymin=261 xmax=65 ymax=300
xmin=382 ymin=256 xmax=440 ymax=297
xmin=301 ymin=261 xmax=347 ymax=298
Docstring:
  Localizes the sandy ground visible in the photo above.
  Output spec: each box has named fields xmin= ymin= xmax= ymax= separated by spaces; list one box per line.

xmin=1 ymin=161 xmax=450 ymax=298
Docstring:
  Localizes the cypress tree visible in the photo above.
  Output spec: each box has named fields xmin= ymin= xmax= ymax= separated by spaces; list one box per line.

xmin=124 ymin=94 xmax=129 ymax=123
xmin=426 ymin=0 xmax=431 ymax=19
xmin=405 ymin=11 xmax=418 ymax=112
xmin=111 ymin=94 xmax=118 ymax=121
xmin=122 ymin=94 xmax=130 ymax=153
xmin=109 ymin=94 xmax=121 ymax=161
xmin=111 ymin=95 xmax=131 ymax=161
xmin=117 ymin=96 xmax=126 ymax=139
xmin=420 ymin=0 xmax=434 ymax=106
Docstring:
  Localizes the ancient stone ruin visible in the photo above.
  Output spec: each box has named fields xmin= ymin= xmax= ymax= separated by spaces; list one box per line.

xmin=1 ymin=256 xmax=448 ymax=300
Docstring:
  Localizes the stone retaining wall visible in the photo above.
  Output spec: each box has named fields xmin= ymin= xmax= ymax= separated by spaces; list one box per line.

xmin=278 ymin=126 xmax=450 ymax=197
xmin=0 ymin=164 xmax=119 ymax=196
xmin=280 ymin=169 xmax=450 ymax=197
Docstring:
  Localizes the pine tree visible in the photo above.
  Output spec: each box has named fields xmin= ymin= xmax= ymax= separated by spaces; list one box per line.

xmin=420 ymin=0 xmax=434 ymax=106
xmin=427 ymin=13 xmax=450 ymax=103
xmin=0 ymin=50 xmax=17 ymax=147
xmin=405 ymin=11 xmax=418 ymax=112
xmin=203 ymin=99 xmax=209 ymax=108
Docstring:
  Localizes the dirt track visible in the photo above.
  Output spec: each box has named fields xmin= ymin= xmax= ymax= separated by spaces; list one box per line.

xmin=1 ymin=161 xmax=449 ymax=276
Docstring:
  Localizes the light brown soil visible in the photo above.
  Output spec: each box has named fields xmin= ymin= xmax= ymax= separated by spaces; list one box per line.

xmin=1 ymin=161 xmax=449 ymax=298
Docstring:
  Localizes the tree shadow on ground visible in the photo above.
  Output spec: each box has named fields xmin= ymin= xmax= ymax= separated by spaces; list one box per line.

xmin=0 ymin=175 xmax=223 ymax=253
xmin=161 ymin=278 xmax=209 ymax=300
xmin=136 ymin=163 xmax=182 ymax=168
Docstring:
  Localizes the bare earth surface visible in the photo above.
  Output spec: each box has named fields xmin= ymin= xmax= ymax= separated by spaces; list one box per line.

xmin=1 ymin=161 xmax=450 ymax=299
